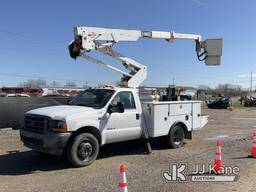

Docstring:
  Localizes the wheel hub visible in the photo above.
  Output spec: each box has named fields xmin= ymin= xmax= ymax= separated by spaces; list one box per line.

xmin=173 ymin=129 xmax=182 ymax=145
xmin=77 ymin=141 xmax=93 ymax=160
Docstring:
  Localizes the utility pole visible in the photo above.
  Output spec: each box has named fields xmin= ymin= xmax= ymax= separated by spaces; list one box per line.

xmin=172 ymin=78 xmax=175 ymax=86
xmin=251 ymin=71 xmax=253 ymax=97
xmin=85 ymin=81 xmax=88 ymax=88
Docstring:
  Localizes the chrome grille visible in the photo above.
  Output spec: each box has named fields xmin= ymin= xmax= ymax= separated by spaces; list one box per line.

xmin=24 ymin=115 xmax=48 ymax=133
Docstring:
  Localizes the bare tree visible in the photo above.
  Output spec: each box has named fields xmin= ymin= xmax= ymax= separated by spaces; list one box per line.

xmin=215 ymin=84 xmax=243 ymax=96
xmin=17 ymin=79 xmax=47 ymax=88
xmin=50 ymin=81 xmax=61 ymax=87
xmin=64 ymin=82 xmax=77 ymax=88
xmin=197 ymin=83 xmax=247 ymax=98
xmin=198 ymin=85 xmax=211 ymax=91
xmin=82 ymin=84 xmax=89 ymax=89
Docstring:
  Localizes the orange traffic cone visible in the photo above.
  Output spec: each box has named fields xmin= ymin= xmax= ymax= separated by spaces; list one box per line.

xmin=228 ymin=106 xmax=234 ymax=111
xmin=248 ymin=132 xmax=256 ymax=158
xmin=118 ymin=164 xmax=128 ymax=192
xmin=213 ymin=140 xmax=223 ymax=174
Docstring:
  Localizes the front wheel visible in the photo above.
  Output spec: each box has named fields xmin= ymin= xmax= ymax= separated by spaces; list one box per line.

xmin=167 ymin=124 xmax=184 ymax=148
xmin=67 ymin=133 xmax=99 ymax=167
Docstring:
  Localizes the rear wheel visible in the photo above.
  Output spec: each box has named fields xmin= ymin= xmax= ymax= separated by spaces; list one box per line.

xmin=67 ymin=133 xmax=99 ymax=167
xmin=167 ymin=124 xmax=184 ymax=148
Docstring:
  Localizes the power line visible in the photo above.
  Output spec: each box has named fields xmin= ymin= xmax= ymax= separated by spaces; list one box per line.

xmin=0 ymin=72 xmax=98 ymax=84
xmin=149 ymin=66 xmax=242 ymax=81
xmin=0 ymin=30 xmax=65 ymax=46
xmin=0 ymin=30 xmax=250 ymax=87
xmin=0 ymin=30 xmax=66 ymax=57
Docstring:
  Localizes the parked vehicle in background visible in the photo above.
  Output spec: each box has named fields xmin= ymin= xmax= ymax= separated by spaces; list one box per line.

xmin=206 ymin=95 xmax=231 ymax=109
xmin=239 ymin=95 xmax=256 ymax=107
xmin=4 ymin=93 xmax=30 ymax=98
xmin=0 ymin=93 xmax=7 ymax=97
xmin=0 ymin=87 xmax=42 ymax=96
xmin=41 ymin=88 xmax=84 ymax=97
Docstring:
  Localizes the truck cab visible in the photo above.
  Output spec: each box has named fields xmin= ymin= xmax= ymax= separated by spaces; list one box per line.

xmin=20 ymin=86 xmax=144 ymax=166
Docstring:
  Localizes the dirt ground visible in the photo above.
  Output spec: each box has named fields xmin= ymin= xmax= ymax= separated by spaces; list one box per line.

xmin=0 ymin=108 xmax=256 ymax=192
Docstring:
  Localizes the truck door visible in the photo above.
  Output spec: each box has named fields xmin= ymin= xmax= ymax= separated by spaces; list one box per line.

xmin=104 ymin=91 xmax=141 ymax=143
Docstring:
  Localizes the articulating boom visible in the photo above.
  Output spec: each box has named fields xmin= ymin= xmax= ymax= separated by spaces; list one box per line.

xmin=69 ymin=27 xmax=223 ymax=88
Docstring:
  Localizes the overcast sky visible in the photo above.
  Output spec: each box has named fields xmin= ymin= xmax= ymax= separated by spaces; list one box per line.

xmin=0 ymin=0 xmax=255 ymax=88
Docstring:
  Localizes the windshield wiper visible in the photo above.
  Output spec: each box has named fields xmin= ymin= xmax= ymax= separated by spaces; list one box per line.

xmin=71 ymin=103 xmax=90 ymax=107
xmin=70 ymin=103 xmax=101 ymax=109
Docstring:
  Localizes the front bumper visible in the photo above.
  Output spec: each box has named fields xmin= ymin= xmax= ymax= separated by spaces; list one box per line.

xmin=20 ymin=129 xmax=71 ymax=156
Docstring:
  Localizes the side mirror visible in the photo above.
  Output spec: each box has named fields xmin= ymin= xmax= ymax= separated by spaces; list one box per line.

xmin=116 ymin=102 xmax=125 ymax=113
xmin=107 ymin=105 xmax=113 ymax=113
xmin=107 ymin=102 xmax=125 ymax=113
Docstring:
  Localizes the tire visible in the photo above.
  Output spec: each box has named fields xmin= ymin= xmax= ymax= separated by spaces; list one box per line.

xmin=67 ymin=133 xmax=99 ymax=167
xmin=167 ymin=124 xmax=184 ymax=148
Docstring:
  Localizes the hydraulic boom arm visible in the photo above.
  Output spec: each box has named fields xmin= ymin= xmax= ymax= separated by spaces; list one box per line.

xmin=69 ymin=27 xmax=223 ymax=88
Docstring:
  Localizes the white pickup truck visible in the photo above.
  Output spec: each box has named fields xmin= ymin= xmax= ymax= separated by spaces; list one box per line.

xmin=20 ymin=86 xmax=206 ymax=167
xmin=20 ymin=26 xmax=222 ymax=166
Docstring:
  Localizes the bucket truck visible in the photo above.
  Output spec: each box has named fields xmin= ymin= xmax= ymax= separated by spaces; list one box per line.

xmin=20 ymin=27 xmax=223 ymax=167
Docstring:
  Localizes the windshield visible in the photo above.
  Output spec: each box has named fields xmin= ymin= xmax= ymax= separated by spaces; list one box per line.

xmin=69 ymin=89 xmax=115 ymax=109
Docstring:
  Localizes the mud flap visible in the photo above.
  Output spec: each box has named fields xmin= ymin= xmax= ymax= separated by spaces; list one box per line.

xmin=185 ymin=131 xmax=192 ymax=139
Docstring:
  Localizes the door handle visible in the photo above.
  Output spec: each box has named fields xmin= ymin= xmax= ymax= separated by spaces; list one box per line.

xmin=136 ymin=113 xmax=140 ymax=120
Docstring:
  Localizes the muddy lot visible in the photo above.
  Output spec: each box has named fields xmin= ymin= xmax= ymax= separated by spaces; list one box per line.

xmin=0 ymin=108 xmax=256 ymax=192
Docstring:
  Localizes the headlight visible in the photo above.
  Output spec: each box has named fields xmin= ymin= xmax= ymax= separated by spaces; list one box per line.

xmin=49 ymin=120 xmax=68 ymax=132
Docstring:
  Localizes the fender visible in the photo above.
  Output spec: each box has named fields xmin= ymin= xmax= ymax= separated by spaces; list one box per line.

xmin=170 ymin=121 xmax=192 ymax=140
xmin=70 ymin=126 xmax=102 ymax=145
xmin=67 ymin=117 xmax=109 ymax=145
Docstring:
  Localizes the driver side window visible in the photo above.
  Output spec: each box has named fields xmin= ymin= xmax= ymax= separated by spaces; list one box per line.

xmin=111 ymin=91 xmax=136 ymax=109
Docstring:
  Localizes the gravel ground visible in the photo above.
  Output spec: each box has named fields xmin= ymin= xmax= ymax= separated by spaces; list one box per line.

xmin=0 ymin=108 xmax=256 ymax=192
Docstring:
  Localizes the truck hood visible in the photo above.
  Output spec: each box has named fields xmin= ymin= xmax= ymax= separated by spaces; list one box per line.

xmin=26 ymin=105 xmax=97 ymax=119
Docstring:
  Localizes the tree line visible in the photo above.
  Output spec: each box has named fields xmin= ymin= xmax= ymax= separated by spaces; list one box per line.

xmin=16 ymin=79 xmax=88 ymax=89
xmin=12 ymin=80 xmax=254 ymax=97
xmin=198 ymin=84 xmax=250 ymax=97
